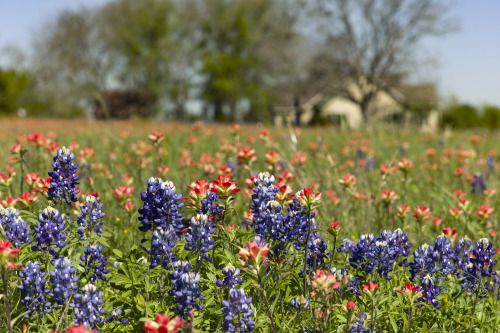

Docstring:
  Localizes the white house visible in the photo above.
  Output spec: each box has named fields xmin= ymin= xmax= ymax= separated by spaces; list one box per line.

xmin=273 ymin=82 xmax=439 ymax=130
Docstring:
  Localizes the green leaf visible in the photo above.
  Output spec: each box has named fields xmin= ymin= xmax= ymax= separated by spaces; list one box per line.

xmin=113 ymin=249 xmax=124 ymax=258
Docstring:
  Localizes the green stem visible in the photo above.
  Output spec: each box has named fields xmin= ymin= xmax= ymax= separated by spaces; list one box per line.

xmin=370 ymin=296 xmax=375 ymax=333
xmin=469 ymin=287 xmax=479 ymax=333
xmin=258 ymin=274 xmax=277 ymax=333
xmin=1 ymin=269 xmax=13 ymax=333
xmin=54 ymin=295 xmax=73 ymax=332
xmin=406 ymin=306 xmax=412 ymax=333
xmin=20 ymin=151 xmax=25 ymax=195
xmin=302 ymin=212 xmax=313 ymax=298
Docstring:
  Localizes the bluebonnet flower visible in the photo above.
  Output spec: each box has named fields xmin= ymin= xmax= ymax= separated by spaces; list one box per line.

xmin=138 ymin=178 xmax=184 ymax=232
xmin=491 ymin=273 xmax=500 ymax=298
xmin=217 ymin=264 xmax=254 ymax=332
xmin=339 ymin=229 xmax=411 ymax=280
xmin=184 ymin=214 xmax=216 ymax=263
xmin=216 ymin=264 xmax=243 ymax=289
xmin=48 ymin=147 xmax=80 ymax=205
xmin=73 ymin=284 xmax=106 ymax=330
xmin=301 ymin=232 xmax=329 ymax=277
xmin=222 ymin=288 xmax=255 ymax=333
xmin=409 ymin=235 xmax=455 ymax=281
xmin=416 ymin=274 xmax=442 ymax=308
xmin=18 ymin=261 xmax=52 ymax=317
xmin=80 ymin=244 xmax=109 ymax=283
xmin=139 ymin=178 xmax=187 ymax=271
xmin=462 ymin=238 xmax=497 ymax=289
xmin=250 ymin=173 xmax=280 ymax=239
xmin=455 ymin=237 xmax=473 ymax=281
xmin=77 ymin=196 xmax=105 ymax=240
xmin=226 ymin=160 xmax=238 ymax=178
xmin=199 ymin=191 xmax=223 ymax=217
xmin=336 ymin=269 xmax=361 ymax=295
xmin=149 ymin=226 xmax=178 ymax=270
xmin=337 ymin=239 xmax=354 ymax=253
xmin=471 ymin=172 xmax=486 ymax=194
xmin=366 ymin=156 xmax=376 ymax=171
xmin=106 ymin=308 xmax=129 ymax=324
xmin=487 ymin=155 xmax=495 ymax=172
xmin=399 ymin=144 xmax=407 ymax=156
xmin=290 ymin=295 xmax=310 ymax=310
xmin=32 ymin=207 xmax=67 ymax=257
xmin=0 ymin=206 xmax=31 ymax=248
xmin=356 ymin=148 xmax=366 ymax=161
xmin=349 ymin=312 xmax=371 ymax=333
xmin=249 ymin=172 xmax=330 ymax=274
xmin=48 ymin=257 xmax=79 ymax=308
xmin=169 ymin=260 xmax=204 ymax=317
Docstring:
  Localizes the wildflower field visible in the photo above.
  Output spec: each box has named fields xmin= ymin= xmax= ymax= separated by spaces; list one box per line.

xmin=1 ymin=118 xmax=499 ymax=333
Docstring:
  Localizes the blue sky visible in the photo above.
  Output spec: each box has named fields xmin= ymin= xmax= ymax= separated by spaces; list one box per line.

xmin=0 ymin=0 xmax=499 ymax=107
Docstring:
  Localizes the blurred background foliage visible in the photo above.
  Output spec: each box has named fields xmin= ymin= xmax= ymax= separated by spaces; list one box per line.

xmin=0 ymin=0 xmax=495 ymax=128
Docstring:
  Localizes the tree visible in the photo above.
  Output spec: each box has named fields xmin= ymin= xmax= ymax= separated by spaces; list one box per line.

xmin=194 ymin=0 xmax=298 ymax=122
xmin=482 ymin=105 xmax=500 ymax=130
xmin=0 ymin=68 xmax=30 ymax=115
xmin=310 ymin=0 xmax=454 ymax=123
xmin=33 ymin=7 xmax=113 ymax=117
xmin=441 ymin=104 xmax=480 ymax=129
xmin=99 ymin=0 xmax=184 ymax=117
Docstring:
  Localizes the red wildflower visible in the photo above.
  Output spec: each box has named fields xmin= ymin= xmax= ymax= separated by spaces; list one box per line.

xmin=338 ymin=173 xmax=357 ymax=188
xmin=26 ymin=133 xmax=48 ymax=148
xmin=238 ymin=241 xmax=270 ymax=262
xmin=345 ymin=302 xmax=356 ymax=310
xmin=211 ymin=175 xmax=240 ymax=198
xmin=143 ymin=314 xmax=185 ymax=333
xmin=148 ymin=131 xmax=165 ymax=146
xmin=231 ymin=123 xmax=241 ymax=134
xmin=380 ymin=190 xmax=398 ymax=204
xmin=291 ymin=151 xmax=308 ymax=165
xmin=397 ymin=158 xmax=414 ymax=173
xmin=78 ymin=147 xmax=96 ymax=163
xmin=362 ymin=282 xmax=379 ymax=294
xmin=265 ymin=150 xmax=280 ymax=165
xmin=45 ymin=141 xmax=60 ymax=154
xmin=68 ymin=324 xmax=97 ymax=333
xmin=476 ymin=204 xmax=495 ymax=221
xmin=395 ymin=283 xmax=420 ymax=295
xmin=9 ymin=143 xmax=25 ymax=155
xmin=112 ymin=185 xmax=134 ymax=201
xmin=310 ymin=270 xmax=341 ymax=295
xmin=25 ymin=172 xmax=40 ymax=187
xmin=237 ymin=147 xmax=257 ymax=164
xmin=412 ymin=206 xmax=431 ymax=222
xmin=396 ymin=205 xmax=411 ymax=220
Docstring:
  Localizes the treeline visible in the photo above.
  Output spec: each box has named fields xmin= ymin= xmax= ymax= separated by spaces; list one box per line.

xmin=0 ymin=0 xmax=453 ymax=123
xmin=441 ymin=104 xmax=500 ymax=130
